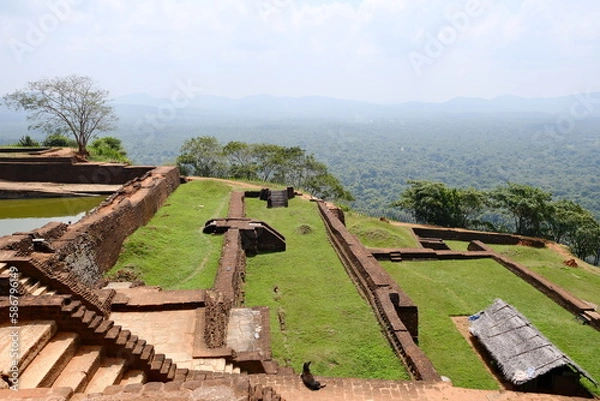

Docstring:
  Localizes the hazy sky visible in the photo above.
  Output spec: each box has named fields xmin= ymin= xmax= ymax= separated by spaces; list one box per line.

xmin=1 ymin=0 xmax=599 ymax=103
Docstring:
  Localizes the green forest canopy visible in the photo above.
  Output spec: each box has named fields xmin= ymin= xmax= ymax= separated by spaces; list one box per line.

xmin=395 ymin=180 xmax=600 ymax=264
xmin=176 ymin=136 xmax=353 ymax=202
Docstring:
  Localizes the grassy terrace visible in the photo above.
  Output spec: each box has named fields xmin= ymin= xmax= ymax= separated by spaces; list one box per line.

xmin=381 ymin=258 xmax=600 ymax=392
xmin=107 ymin=179 xmax=599 ymax=393
xmin=489 ymin=244 xmax=600 ymax=309
xmin=345 ymin=213 xmax=419 ymax=248
xmin=244 ymin=196 xmax=409 ymax=380
xmin=108 ymin=180 xmax=230 ymax=289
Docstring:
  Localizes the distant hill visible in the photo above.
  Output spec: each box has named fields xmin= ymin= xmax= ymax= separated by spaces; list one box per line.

xmin=111 ymin=92 xmax=600 ymax=119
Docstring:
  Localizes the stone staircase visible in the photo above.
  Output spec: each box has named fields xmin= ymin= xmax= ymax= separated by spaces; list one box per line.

xmin=390 ymin=250 xmax=403 ymax=262
xmin=0 ymin=320 xmax=143 ymax=393
xmin=0 ymin=295 xmax=185 ymax=394
xmin=0 ymin=262 xmax=57 ymax=296
xmin=267 ymin=189 xmax=289 ymax=208
xmin=187 ymin=357 xmax=241 ymax=374
xmin=106 ymin=283 xmax=243 ymax=376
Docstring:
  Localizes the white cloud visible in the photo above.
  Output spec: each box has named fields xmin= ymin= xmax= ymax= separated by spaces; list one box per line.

xmin=0 ymin=0 xmax=599 ymax=102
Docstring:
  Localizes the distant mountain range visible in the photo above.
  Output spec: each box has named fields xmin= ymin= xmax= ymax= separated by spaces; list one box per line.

xmin=111 ymin=92 xmax=600 ymax=119
xmin=1 ymin=92 xmax=599 ymax=137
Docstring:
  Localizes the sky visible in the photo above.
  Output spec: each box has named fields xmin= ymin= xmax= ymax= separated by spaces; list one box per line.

xmin=1 ymin=0 xmax=599 ymax=104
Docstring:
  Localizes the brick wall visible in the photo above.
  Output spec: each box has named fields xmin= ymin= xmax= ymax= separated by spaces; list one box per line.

xmin=46 ymin=167 xmax=180 ymax=286
xmin=316 ymin=201 xmax=440 ymax=381
xmin=0 ymin=166 xmax=180 ymax=290
xmin=413 ymin=227 xmax=545 ymax=248
xmin=0 ymin=161 xmax=153 ymax=184
xmin=469 ymin=241 xmax=600 ymax=331
xmin=204 ymin=195 xmax=249 ymax=348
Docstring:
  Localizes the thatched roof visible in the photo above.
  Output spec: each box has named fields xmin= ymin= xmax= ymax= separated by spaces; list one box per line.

xmin=469 ymin=298 xmax=597 ymax=386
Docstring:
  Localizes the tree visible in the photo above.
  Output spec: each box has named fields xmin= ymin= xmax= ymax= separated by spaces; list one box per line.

xmin=489 ymin=183 xmax=552 ymax=237
xmin=570 ymin=218 xmax=600 ymax=262
xmin=43 ymin=133 xmax=77 ymax=147
xmin=177 ymin=137 xmax=353 ymax=202
xmin=2 ymin=74 xmax=118 ymax=157
xmin=89 ymin=136 xmax=129 ymax=163
xmin=302 ymin=157 xmax=354 ymax=202
xmin=177 ymin=136 xmax=226 ymax=177
xmin=547 ymin=200 xmax=586 ymax=243
xmin=222 ymin=141 xmax=258 ymax=180
xmin=393 ymin=180 xmax=485 ymax=228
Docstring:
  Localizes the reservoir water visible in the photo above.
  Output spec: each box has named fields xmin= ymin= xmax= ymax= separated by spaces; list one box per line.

xmin=0 ymin=196 xmax=105 ymax=237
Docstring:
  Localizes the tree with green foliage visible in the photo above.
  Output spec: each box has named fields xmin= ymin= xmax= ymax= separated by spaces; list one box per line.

xmin=177 ymin=136 xmax=227 ymax=177
xmin=392 ymin=180 xmax=485 ymax=228
xmin=301 ymin=156 xmax=354 ymax=201
xmin=88 ymin=136 xmax=129 ymax=163
xmin=548 ymin=200 xmax=587 ymax=243
xmin=42 ymin=133 xmax=77 ymax=147
xmin=489 ymin=183 xmax=553 ymax=237
xmin=222 ymin=141 xmax=259 ymax=180
xmin=567 ymin=211 xmax=600 ymax=262
xmin=2 ymin=74 xmax=118 ymax=157
xmin=177 ymin=137 xmax=353 ymax=202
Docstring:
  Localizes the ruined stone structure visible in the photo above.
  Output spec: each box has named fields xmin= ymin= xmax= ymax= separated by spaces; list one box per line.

xmin=0 ymin=151 xmax=597 ymax=401
xmin=316 ymin=201 xmax=440 ymax=381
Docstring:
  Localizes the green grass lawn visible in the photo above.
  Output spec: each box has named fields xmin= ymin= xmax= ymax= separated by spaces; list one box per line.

xmin=107 ymin=180 xmax=231 ymax=289
xmin=346 ymin=213 xmax=419 ymax=248
xmin=243 ymin=197 xmax=409 ymax=380
xmin=383 ymin=259 xmax=600 ymax=392
xmin=489 ymin=244 xmax=600 ymax=309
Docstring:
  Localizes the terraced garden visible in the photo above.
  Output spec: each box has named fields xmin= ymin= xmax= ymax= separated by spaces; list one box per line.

xmin=243 ymin=196 xmax=409 ymax=380
xmin=107 ymin=178 xmax=600 ymax=394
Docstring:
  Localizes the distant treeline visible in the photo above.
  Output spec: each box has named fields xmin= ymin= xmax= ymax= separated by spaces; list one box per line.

xmin=176 ymin=136 xmax=353 ymax=202
xmin=396 ymin=180 xmax=600 ymax=264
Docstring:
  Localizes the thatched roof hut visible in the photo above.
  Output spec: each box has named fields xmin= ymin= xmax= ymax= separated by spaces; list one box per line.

xmin=469 ymin=299 xmax=596 ymax=394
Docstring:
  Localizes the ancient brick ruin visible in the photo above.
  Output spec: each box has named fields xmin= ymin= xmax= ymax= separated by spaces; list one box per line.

xmin=0 ymin=151 xmax=597 ymax=401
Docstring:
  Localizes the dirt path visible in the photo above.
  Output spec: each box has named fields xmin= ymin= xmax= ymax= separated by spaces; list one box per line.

xmin=451 ymin=316 xmax=514 ymax=391
xmin=186 ymin=176 xmax=264 ymax=189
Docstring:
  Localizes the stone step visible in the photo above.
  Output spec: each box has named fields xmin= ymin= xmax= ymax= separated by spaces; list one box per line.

xmin=19 ymin=332 xmax=79 ymax=388
xmin=195 ymin=358 xmax=227 ymax=372
xmin=84 ymin=357 xmax=127 ymax=394
xmin=31 ymin=285 xmax=50 ymax=296
xmin=0 ymin=321 xmax=57 ymax=377
xmin=52 ymin=345 xmax=102 ymax=393
xmin=24 ymin=280 xmax=41 ymax=293
xmin=119 ymin=369 xmax=146 ymax=386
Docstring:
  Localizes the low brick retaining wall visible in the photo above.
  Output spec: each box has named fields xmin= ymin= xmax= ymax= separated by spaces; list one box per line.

xmin=0 ymin=159 xmax=154 ymax=184
xmin=316 ymin=201 xmax=440 ymax=381
xmin=48 ymin=166 xmax=181 ymax=286
xmin=413 ymin=227 xmax=545 ymax=248
xmin=469 ymin=241 xmax=600 ymax=330
xmin=0 ymin=166 xmax=180 ymax=290
xmin=204 ymin=192 xmax=248 ymax=350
